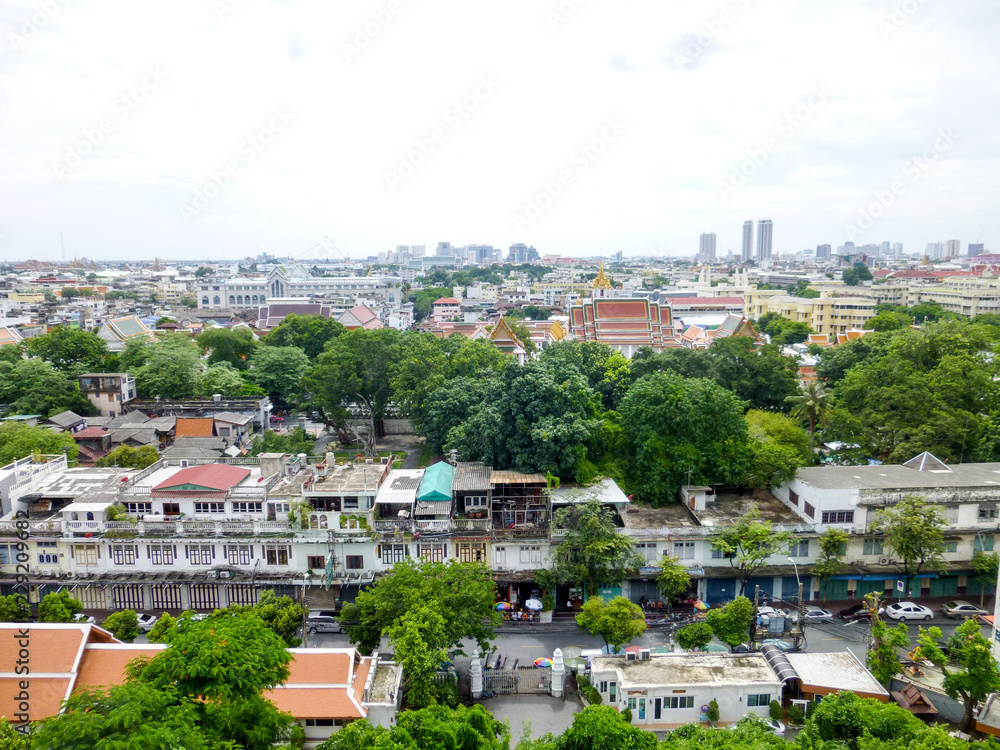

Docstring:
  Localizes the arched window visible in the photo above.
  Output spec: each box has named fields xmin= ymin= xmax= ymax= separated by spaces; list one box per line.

xmin=213 ymin=296 xmax=220 ymax=305
xmin=237 ymin=295 xmax=243 ymax=306
xmin=319 ymin=515 xmax=328 ymax=529
xmin=202 ymin=297 xmax=209 ymax=306
xmin=86 ymin=511 xmax=94 ymax=521
xmin=309 ymin=514 xmax=319 ymax=529
xmin=229 ymin=296 xmax=236 ymax=306
xmin=252 ymin=295 xmax=258 ymax=304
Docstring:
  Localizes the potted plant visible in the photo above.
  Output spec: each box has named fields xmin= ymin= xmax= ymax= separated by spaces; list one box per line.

xmin=706 ymin=699 xmax=720 ymax=727
xmin=540 ymin=592 xmax=555 ymax=623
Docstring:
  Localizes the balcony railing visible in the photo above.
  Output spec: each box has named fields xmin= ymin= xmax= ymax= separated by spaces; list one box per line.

xmin=374 ymin=519 xmax=413 ymax=533
xmin=0 ymin=519 xmax=62 ymax=537
xmin=415 ymin=519 xmax=451 ymax=533
xmin=453 ymin=518 xmax=492 ymax=533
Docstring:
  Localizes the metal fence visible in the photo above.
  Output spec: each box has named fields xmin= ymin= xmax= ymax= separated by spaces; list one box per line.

xmin=483 ymin=667 xmax=551 ymax=695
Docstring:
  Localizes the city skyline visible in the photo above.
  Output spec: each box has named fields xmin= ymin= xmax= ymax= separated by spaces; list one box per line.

xmin=1 ymin=0 xmax=998 ymax=262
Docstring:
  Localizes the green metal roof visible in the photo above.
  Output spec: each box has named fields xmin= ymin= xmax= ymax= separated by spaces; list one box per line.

xmin=416 ymin=462 xmax=455 ymax=503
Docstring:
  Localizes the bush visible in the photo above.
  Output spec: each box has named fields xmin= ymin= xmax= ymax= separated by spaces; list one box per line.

xmin=707 ymin=699 xmax=720 ymax=725
xmin=102 ymin=609 xmax=139 ymax=643
xmin=769 ymin=699 xmax=782 ymax=722
xmin=621 ymin=706 xmax=632 ymax=724
xmin=676 ymin=622 xmax=714 ymax=651
xmin=589 ymin=687 xmax=603 ymax=705
xmin=789 ymin=704 xmax=805 ymax=725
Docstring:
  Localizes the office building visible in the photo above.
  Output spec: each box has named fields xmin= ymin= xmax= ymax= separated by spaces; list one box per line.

xmin=816 ymin=244 xmax=831 ymax=261
xmin=970 ymin=243 xmax=985 ymax=257
xmin=946 ymin=240 xmax=961 ymax=258
xmin=756 ymin=219 xmax=773 ymax=264
xmin=742 ymin=220 xmax=753 ymax=262
xmin=699 ymin=233 xmax=717 ymax=263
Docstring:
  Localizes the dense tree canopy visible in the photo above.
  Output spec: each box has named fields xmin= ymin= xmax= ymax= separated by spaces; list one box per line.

xmin=248 ymin=345 xmax=310 ymax=407
xmin=131 ymin=334 xmax=203 ymax=399
xmin=263 ymin=314 xmax=345 ymax=359
xmin=23 ymin=326 xmax=110 ymax=376
xmin=0 ymin=422 xmax=78 ymax=465
xmin=550 ymin=501 xmax=642 ymax=596
xmin=195 ymin=326 xmax=258 ymax=370
xmin=0 ymin=358 xmax=95 ymax=417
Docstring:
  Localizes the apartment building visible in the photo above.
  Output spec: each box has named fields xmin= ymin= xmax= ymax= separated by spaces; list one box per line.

xmin=743 ymin=290 xmax=875 ymax=336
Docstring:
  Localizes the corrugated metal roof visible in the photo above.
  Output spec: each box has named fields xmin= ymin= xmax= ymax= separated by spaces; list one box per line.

xmin=416 ymin=462 xmax=454 ymax=503
xmin=453 ymin=462 xmax=491 ymax=492
xmin=785 ymin=651 xmax=889 ymax=697
xmin=491 ymin=471 xmax=547 ymax=485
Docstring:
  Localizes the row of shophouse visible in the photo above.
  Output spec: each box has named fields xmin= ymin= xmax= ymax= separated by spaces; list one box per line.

xmin=0 ymin=450 xmax=998 ymax=613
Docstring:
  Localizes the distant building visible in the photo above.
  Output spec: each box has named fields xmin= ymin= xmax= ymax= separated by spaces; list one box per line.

xmin=698 ymin=233 xmax=716 ymax=263
xmin=431 ymin=297 xmax=461 ymax=323
xmin=756 ymin=219 xmax=773 ymax=264
xmin=742 ymin=220 xmax=754 ymax=262
xmin=945 ymin=239 xmax=961 ymax=258
xmin=969 ymin=243 xmax=985 ymax=257
xmin=96 ymin=317 xmax=154 ymax=352
xmin=78 ymin=373 xmax=138 ymax=419
xmin=816 ymin=244 xmax=831 ymax=261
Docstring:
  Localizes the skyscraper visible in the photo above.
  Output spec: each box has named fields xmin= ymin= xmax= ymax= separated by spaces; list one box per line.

xmin=969 ymin=243 xmax=985 ymax=257
xmin=945 ymin=240 xmax=961 ymax=258
xmin=816 ymin=244 xmax=831 ymax=260
xmin=756 ymin=219 xmax=773 ymax=264
xmin=741 ymin=220 xmax=753 ymax=262
xmin=699 ymin=232 xmax=717 ymax=262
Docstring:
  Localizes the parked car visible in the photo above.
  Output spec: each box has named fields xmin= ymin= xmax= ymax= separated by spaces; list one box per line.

xmin=837 ymin=603 xmax=873 ymax=622
xmin=269 ymin=415 xmax=284 ymax=423
xmin=72 ymin=613 xmax=96 ymax=625
xmin=135 ymin=613 xmax=159 ymax=633
xmin=802 ymin=606 xmax=834 ymax=623
xmin=306 ymin=614 xmax=346 ymax=635
xmin=940 ymin=600 xmax=988 ymax=619
xmin=881 ymin=601 xmax=934 ymax=621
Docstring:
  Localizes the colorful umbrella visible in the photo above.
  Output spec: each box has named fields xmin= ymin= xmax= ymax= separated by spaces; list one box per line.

xmin=693 ymin=600 xmax=709 ymax=611
xmin=495 ymin=602 xmax=511 ymax=610
xmin=534 ymin=658 xmax=553 ymax=668
xmin=524 ymin=599 xmax=543 ymax=611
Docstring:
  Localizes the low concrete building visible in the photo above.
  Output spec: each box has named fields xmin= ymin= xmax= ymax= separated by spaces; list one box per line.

xmin=589 ymin=652 xmax=783 ymax=728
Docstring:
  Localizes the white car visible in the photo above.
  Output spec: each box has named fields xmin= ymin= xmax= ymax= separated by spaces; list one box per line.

xmin=758 ymin=606 xmax=798 ymax=623
xmin=881 ymin=601 xmax=934 ymax=621
xmin=72 ymin=614 xmax=96 ymax=625
xmin=136 ymin=613 xmax=158 ymax=633
xmin=802 ymin=606 xmax=834 ymax=623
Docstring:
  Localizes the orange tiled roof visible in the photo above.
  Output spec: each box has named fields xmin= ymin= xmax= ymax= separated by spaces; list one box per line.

xmin=174 ymin=417 xmax=214 ymax=437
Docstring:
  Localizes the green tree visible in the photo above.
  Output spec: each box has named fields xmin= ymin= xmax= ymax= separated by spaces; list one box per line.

xmin=620 ymin=372 xmax=749 ymax=505
xmin=0 ymin=717 xmax=29 ymax=750
xmin=248 ymin=427 xmax=315 ymax=457
xmin=704 ymin=595 xmax=754 ymax=650
xmin=95 ymin=444 xmax=159 ymax=469
xmin=248 ymin=345 xmax=310 ymax=407
xmin=38 ymin=590 xmax=82 ymax=622
xmin=810 ymin=690 xmax=923 ymax=747
xmin=916 ymin=618 xmax=1000 ymax=732
xmin=197 ymin=362 xmax=264 ymax=399
xmin=0 ymin=422 xmax=78 ymax=465
xmin=869 ymin=311 xmax=908 ymax=332
xmin=409 ymin=286 xmax=454 ymax=321
xmin=523 ymin=305 xmax=550 ymax=320
xmin=132 ymin=334 xmax=203 ymax=399
xmin=866 ymin=594 xmax=910 ymax=687
xmin=387 ymin=605 xmax=450 ymax=708
xmin=225 ymin=590 xmax=304 ymax=647
xmin=195 ymin=326 xmax=258 ymax=370
xmin=575 ymin=596 xmax=646 ymax=654
xmin=341 ymin=558 xmax=499 ymax=656
xmin=146 ymin=612 xmax=176 ymax=643
xmin=316 ymin=705 xmax=508 ymax=750
xmin=264 ymin=314 xmax=345 ymax=359
xmin=550 ymin=501 xmax=642 ymax=597
xmin=743 ymin=439 xmax=804 ymax=491
xmin=972 ymin=549 xmax=999 ymax=606
xmin=557 ymin=705 xmax=656 ymax=750
xmin=708 ymin=337 xmax=800 ymax=411
xmin=0 ymin=594 xmax=30 ymax=621
xmin=411 ymin=376 xmax=493 ymax=455
xmin=447 ymin=359 xmax=601 ymax=480
xmin=540 ymin=341 xmax=632 ymax=411
xmin=194 ymin=266 xmax=214 ymax=277
xmin=0 ymin=358 xmax=95 ymax=417
xmin=675 ymin=622 xmax=714 ymax=651
xmin=102 ymin=609 xmax=139 ymax=642
xmin=24 ymin=326 xmax=109 ymax=376
xmin=842 ymin=263 xmax=873 ymax=286
xmin=785 ymin=380 xmax=832 ymax=448
xmin=812 ymin=528 xmax=849 ymax=602
xmin=872 ymin=495 xmax=946 ymax=598
xmin=656 ymin=557 xmax=692 ymax=604
xmin=630 ymin=346 xmax=711 ymax=380
xmin=710 ymin=509 xmax=792 ymax=596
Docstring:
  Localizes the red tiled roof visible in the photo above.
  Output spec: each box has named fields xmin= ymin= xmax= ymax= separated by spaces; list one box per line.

xmin=433 ymin=297 xmax=461 ymax=305
xmin=175 ymin=418 xmax=214 ymax=437
xmin=74 ymin=427 xmax=111 ymax=440
xmin=153 ymin=464 xmax=251 ymax=492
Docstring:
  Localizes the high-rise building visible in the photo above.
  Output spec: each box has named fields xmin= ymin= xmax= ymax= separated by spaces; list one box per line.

xmin=742 ymin=221 xmax=753 ymax=262
xmin=945 ymin=240 xmax=961 ymax=258
xmin=816 ymin=244 xmax=831 ymax=260
xmin=892 ymin=243 xmax=904 ymax=258
xmin=756 ymin=219 xmax=773 ymax=264
xmin=699 ymin=232 xmax=717 ymax=263
xmin=879 ymin=241 xmax=890 ymax=258
xmin=969 ymin=243 xmax=985 ymax=257
xmin=926 ymin=242 xmax=945 ymax=260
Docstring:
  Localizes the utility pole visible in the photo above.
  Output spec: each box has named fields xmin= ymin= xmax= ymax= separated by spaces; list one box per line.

xmin=787 ymin=557 xmax=805 ymax=651
xmin=301 ymin=572 xmax=309 ymax=648
xmin=752 ymin=585 xmax=761 ymax=646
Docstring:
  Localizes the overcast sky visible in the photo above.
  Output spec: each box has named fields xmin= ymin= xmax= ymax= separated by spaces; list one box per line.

xmin=1 ymin=0 xmax=998 ymax=263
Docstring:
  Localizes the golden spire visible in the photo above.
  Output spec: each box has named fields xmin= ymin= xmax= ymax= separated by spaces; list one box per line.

xmin=592 ymin=261 xmax=612 ymax=290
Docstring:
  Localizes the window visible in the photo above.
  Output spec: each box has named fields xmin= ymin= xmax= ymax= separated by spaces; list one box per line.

xmin=272 ymin=502 xmax=290 ymax=514
xmin=789 ymin=540 xmax=809 ymax=557
xmin=382 ymin=544 xmax=408 ymax=565
xmin=420 ymin=544 xmax=445 ymax=562
xmin=494 ymin=546 xmax=506 ymax=565
xmin=36 ymin=541 xmax=58 ymax=565
xmin=307 ymin=555 xmax=325 ymax=569
xmin=519 ymin=546 xmax=542 ymax=564
xmin=465 ymin=495 xmax=487 ymax=508
xmin=863 ymin=538 xmax=884 ymax=556
xmin=188 ymin=544 xmax=213 ymax=565
xmin=194 ymin=502 xmax=225 ymax=514
xmin=942 ymin=506 xmax=960 ymax=523
xmin=231 ymin=502 xmax=262 ymax=514
xmin=803 ymin=502 xmax=816 ymax=519
xmin=711 ymin=547 xmax=735 ymax=559
xmin=162 ymin=503 xmax=180 ymax=516
xmin=111 ymin=545 xmax=136 ymax=565
xmin=124 ymin=502 xmax=152 ymax=516
xmin=0 ymin=543 xmax=24 ymax=565
xmin=149 ymin=545 xmax=175 ymax=566
xmin=747 ymin=694 xmax=772 ymax=707
xmin=265 ymin=545 xmax=290 ymax=565
xmin=821 ymin=510 xmax=854 ymax=524
xmin=226 ymin=545 xmax=251 ymax=565
xmin=636 ymin=543 xmax=657 ymax=562
xmin=458 ymin=543 xmax=486 ymax=563
xmin=789 ymin=490 xmax=799 ymax=506
xmin=343 ymin=496 xmax=360 ymax=510
xmin=975 ymin=535 xmax=995 ymax=552
xmin=73 ymin=544 xmax=98 ymax=565
xmin=980 ymin=505 xmax=998 ymax=521
xmin=940 ymin=540 xmax=959 ymax=554
xmin=346 ymin=555 xmax=364 ymax=570
xmin=665 ymin=696 xmax=695 ymax=709
xmin=673 ymin=541 xmax=695 ymax=560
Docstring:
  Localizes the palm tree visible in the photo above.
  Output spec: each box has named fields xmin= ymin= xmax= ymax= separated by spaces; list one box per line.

xmin=785 ymin=380 xmax=831 ymax=447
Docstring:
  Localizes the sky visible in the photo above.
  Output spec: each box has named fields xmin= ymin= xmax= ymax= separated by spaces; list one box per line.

xmin=1 ymin=0 xmax=998 ymax=263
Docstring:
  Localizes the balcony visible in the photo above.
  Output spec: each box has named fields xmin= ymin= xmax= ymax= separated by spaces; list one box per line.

xmin=373 ymin=519 xmax=413 ymax=534
xmin=101 ymin=519 xmax=295 ymax=537
xmin=0 ymin=519 xmax=62 ymax=537
xmin=415 ymin=519 xmax=451 ymax=533
xmin=453 ymin=518 xmax=492 ymax=533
